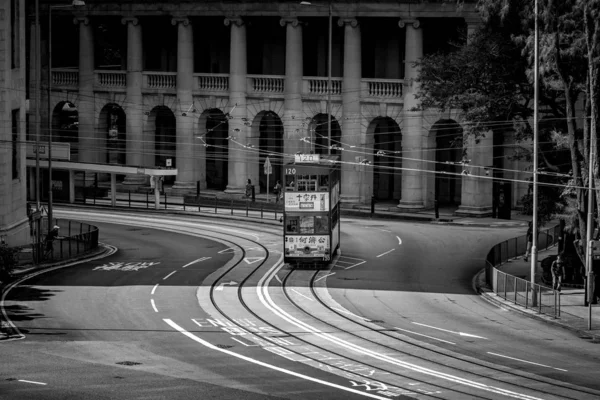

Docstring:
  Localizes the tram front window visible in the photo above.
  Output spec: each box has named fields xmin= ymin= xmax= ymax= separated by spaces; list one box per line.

xmin=315 ymin=215 xmax=329 ymax=233
xmin=299 ymin=215 xmax=314 ymax=234
xmin=285 ymin=175 xmax=295 ymax=191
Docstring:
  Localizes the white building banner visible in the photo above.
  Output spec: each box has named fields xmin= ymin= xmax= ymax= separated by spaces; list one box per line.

xmin=285 ymin=235 xmax=330 ymax=258
xmin=284 ymin=192 xmax=329 ymax=212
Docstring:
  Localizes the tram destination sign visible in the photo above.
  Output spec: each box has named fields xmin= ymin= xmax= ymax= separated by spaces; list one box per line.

xmin=285 ymin=235 xmax=329 ymax=258
xmin=295 ymin=153 xmax=320 ymax=164
xmin=285 ymin=192 xmax=329 ymax=211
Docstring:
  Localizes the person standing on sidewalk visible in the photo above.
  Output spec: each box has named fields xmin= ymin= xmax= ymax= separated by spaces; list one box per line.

xmin=551 ymin=254 xmax=566 ymax=292
xmin=273 ymin=180 xmax=282 ymax=204
xmin=524 ymin=221 xmax=533 ymax=262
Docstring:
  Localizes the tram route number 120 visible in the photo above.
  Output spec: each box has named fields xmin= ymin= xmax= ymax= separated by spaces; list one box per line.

xmin=285 ymin=168 xmax=296 ymax=175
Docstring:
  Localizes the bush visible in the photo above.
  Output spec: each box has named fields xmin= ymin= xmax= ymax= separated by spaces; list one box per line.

xmin=0 ymin=243 xmax=19 ymax=281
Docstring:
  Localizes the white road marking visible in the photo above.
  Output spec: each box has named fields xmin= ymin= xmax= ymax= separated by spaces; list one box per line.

xmin=412 ymin=322 xmax=488 ymax=339
xmin=163 ymin=271 xmax=177 ymax=280
xmin=344 ymin=261 xmax=366 ymax=270
xmin=215 ymin=281 xmax=237 ymax=291
xmin=244 ymin=257 xmax=265 ymax=264
xmin=18 ymin=380 xmax=47 ymax=385
xmin=380 ymin=229 xmax=392 ymax=233
xmin=218 ymin=248 xmax=236 ymax=254
xmin=394 ymin=327 xmax=456 ymax=345
xmin=258 ymin=261 xmax=541 ymax=400
xmin=291 ymin=289 xmax=314 ymax=301
xmin=376 ymin=248 xmax=396 ymax=258
xmin=274 ymin=274 xmax=282 ymax=284
xmin=151 ymin=299 xmax=158 ymax=313
xmin=315 ymin=272 xmax=335 ymax=282
xmin=164 ymin=319 xmax=390 ymax=399
xmin=231 ymin=337 xmax=259 ymax=347
xmin=151 ymin=284 xmax=159 ymax=295
xmin=182 ymin=257 xmax=211 ymax=268
xmin=396 ymin=236 xmax=402 ymax=245
xmin=487 ymin=352 xmax=568 ymax=372
xmin=331 ymin=307 xmax=371 ymax=322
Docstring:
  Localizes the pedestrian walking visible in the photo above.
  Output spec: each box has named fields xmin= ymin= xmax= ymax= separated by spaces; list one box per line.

xmin=551 ymin=254 xmax=566 ymax=292
xmin=274 ymin=180 xmax=282 ymax=203
xmin=524 ymin=221 xmax=533 ymax=262
xmin=44 ymin=225 xmax=60 ymax=260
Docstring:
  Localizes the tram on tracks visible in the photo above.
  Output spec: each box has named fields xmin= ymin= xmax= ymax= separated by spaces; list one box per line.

xmin=282 ymin=154 xmax=341 ymax=268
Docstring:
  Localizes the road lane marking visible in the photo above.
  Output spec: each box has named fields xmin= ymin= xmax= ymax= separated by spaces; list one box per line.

xmin=163 ymin=271 xmax=177 ymax=280
xmin=151 ymin=299 xmax=158 ymax=313
xmin=163 ymin=319 xmax=390 ymax=400
xmin=331 ymin=307 xmax=371 ymax=322
xmin=394 ymin=327 xmax=456 ymax=345
xmin=396 ymin=236 xmax=402 ymax=245
xmin=315 ymin=272 xmax=335 ymax=282
xmin=487 ymin=352 xmax=568 ymax=372
xmin=215 ymin=281 xmax=237 ymax=291
xmin=182 ymin=257 xmax=211 ymax=268
xmin=151 ymin=284 xmax=159 ymax=295
xmin=18 ymin=380 xmax=47 ymax=385
xmin=344 ymin=261 xmax=366 ymax=270
xmin=291 ymin=289 xmax=314 ymax=301
xmin=258 ymin=261 xmax=541 ymax=400
xmin=231 ymin=337 xmax=259 ymax=347
xmin=244 ymin=257 xmax=265 ymax=264
xmin=412 ymin=322 xmax=488 ymax=339
xmin=274 ymin=274 xmax=282 ymax=284
xmin=376 ymin=249 xmax=395 ymax=258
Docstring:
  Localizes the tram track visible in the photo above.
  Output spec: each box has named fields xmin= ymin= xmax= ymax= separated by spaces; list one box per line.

xmin=273 ymin=268 xmax=600 ymax=400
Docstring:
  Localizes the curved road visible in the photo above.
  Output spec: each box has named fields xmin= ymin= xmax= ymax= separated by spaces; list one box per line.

xmin=1 ymin=209 xmax=599 ymax=399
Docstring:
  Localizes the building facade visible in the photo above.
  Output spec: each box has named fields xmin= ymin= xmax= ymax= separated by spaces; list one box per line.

xmin=1 ymin=0 xmax=28 ymax=246
xmin=30 ymin=0 xmax=529 ymax=216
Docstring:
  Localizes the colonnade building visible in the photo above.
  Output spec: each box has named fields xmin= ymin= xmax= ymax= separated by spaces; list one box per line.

xmin=29 ymin=0 xmax=530 ymax=216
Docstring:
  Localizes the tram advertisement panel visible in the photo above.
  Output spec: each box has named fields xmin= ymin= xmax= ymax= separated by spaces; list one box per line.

xmin=285 ymin=235 xmax=330 ymax=258
xmin=285 ymin=192 xmax=329 ymax=212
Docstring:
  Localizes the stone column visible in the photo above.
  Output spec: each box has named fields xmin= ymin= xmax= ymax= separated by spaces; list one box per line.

xmin=224 ymin=17 xmax=248 ymax=193
xmin=121 ymin=17 xmax=145 ymax=185
xmin=456 ymin=133 xmax=493 ymax=216
xmin=171 ymin=17 xmax=196 ymax=194
xmin=398 ymin=19 xmax=424 ymax=210
xmin=339 ymin=18 xmax=363 ymax=204
xmin=74 ymin=17 xmax=97 ymax=164
xmin=281 ymin=17 xmax=306 ymax=161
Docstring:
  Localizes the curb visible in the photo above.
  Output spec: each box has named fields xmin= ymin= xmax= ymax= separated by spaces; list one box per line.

xmin=472 ymin=269 xmax=600 ymax=342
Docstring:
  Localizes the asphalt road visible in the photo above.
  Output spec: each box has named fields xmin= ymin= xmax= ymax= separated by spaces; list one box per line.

xmin=1 ymin=209 xmax=600 ymax=400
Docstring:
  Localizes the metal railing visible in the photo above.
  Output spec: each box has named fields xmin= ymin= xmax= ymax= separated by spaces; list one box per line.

xmin=75 ymin=189 xmax=284 ymax=222
xmin=485 ymin=224 xmax=562 ymax=318
xmin=32 ymin=218 xmax=99 ymax=265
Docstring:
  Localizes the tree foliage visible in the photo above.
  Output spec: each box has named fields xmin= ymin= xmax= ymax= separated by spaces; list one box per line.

xmin=415 ymin=0 xmax=600 ymax=255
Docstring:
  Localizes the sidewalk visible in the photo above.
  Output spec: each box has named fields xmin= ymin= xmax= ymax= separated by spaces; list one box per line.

xmin=475 ymin=243 xmax=600 ymax=341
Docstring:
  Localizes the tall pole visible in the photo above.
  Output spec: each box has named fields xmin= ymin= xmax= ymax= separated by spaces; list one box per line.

xmin=531 ymin=0 xmax=539 ymax=297
xmin=35 ymin=0 xmax=40 ymax=211
xmin=586 ymin=90 xmax=595 ymax=329
xmin=47 ymin=6 xmax=53 ymax=231
xmin=327 ymin=2 xmax=332 ymax=155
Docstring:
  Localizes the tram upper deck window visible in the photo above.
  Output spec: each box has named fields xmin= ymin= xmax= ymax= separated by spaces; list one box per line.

xmin=297 ymin=175 xmax=318 ymax=191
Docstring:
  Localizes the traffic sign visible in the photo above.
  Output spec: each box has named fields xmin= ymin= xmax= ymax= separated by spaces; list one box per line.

xmin=264 ymin=157 xmax=272 ymax=175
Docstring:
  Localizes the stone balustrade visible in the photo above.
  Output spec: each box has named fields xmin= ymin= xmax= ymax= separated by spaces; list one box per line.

xmin=49 ymin=68 xmax=404 ymax=103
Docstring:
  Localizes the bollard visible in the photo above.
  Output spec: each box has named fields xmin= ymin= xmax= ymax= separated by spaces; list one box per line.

xmin=214 ymin=197 xmax=218 ymax=214
xmin=261 ymin=203 xmax=264 ymax=219
xmin=514 ymin=276 xmax=517 ymax=304
xmin=231 ymin=199 xmax=234 ymax=215
xmin=128 ymin=191 xmax=131 ymax=208
xmin=146 ymin=192 xmax=149 ymax=209
xmin=252 ymin=185 xmax=256 ymax=203
xmin=434 ymin=199 xmax=439 ymax=219
xmin=164 ymin=192 xmax=167 ymax=210
xmin=246 ymin=200 xmax=249 ymax=217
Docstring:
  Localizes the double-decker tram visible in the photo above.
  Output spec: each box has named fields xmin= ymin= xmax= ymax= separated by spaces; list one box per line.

xmin=283 ymin=154 xmax=341 ymax=268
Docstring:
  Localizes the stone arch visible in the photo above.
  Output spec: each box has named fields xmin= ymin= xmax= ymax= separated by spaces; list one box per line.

xmin=366 ymin=116 xmax=402 ymax=201
xmin=51 ymin=101 xmax=79 ymax=160
xmin=249 ymin=110 xmax=284 ymax=194
xmin=431 ymin=119 xmax=464 ymax=206
xmin=146 ymin=105 xmax=176 ymax=184
xmin=198 ymin=108 xmax=229 ymax=190
xmin=98 ymin=103 xmax=126 ymax=165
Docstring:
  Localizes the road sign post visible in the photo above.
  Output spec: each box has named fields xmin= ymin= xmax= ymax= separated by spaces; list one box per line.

xmin=264 ymin=157 xmax=272 ymax=202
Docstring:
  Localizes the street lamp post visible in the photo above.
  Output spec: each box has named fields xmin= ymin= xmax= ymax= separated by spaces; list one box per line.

xmin=46 ymin=0 xmax=85 ymax=234
xmin=300 ymin=1 xmax=332 ymax=155
xmin=531 ymin=0 xmax=539 ymax=305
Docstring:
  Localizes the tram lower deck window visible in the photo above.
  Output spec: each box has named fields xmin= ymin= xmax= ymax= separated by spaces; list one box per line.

xmin=285 ymin=215 xmax=320 ymax=234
